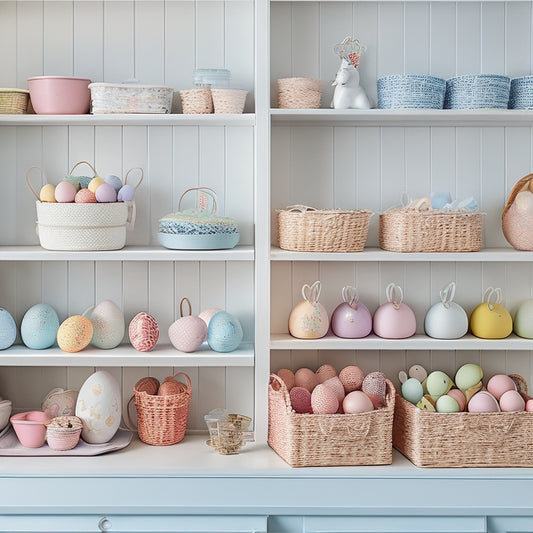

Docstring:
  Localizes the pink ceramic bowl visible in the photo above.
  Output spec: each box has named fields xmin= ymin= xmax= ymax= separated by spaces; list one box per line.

xmin=10 ymin=411 xmax=51 ymax=448
xmin=27 ymin=76 xmax=91 ymax=114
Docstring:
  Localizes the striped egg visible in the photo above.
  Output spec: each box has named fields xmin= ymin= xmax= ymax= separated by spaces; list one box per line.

xmin=129 ymin=312 xmax=159 ymax=352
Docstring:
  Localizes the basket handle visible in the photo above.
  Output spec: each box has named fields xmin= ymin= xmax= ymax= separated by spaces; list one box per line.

xmin=125 ymin=201 xmax=136 ymax=229
xmin=69 ymin=160 xmax=98 ymax=177
xmin=173 ymin=371 xmax=192 ymax=392
xmin=285 ymin=205 xmax=318 ymax=213
xmin=124 ymin=167 xmax=144 ymax=190
xmin=180 ymin=297 xmax=192 ymax=317
xmin=26 ymin=166 xmax=48 ymax=200
xmin=178 ymin=187 xmax=217 ymax=216
xmin=459 ymin=417 xmax=516 ymax=434
xmin=269 ymin=373 xmax=294 ymax=412
xmin=317 ymin=416 xmax=372 ymax=438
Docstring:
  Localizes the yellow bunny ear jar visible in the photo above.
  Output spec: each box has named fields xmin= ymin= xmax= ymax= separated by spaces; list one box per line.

xmin=288 ymin=281 xmax=329 ymax=339
xmin=470 ymin=287 xmax=513 ymax=339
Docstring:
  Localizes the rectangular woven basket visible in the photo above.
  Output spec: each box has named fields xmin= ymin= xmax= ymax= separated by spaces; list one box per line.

xmin=89 ymin=83 xmax=173 ymax=114
xmin=278 ymin=205 xmax=372 ymax=253
xmin=268 ymin=373 xmax=395 ymax=467
xmin=393 ymin=394 xmax=533 ymax=468
xmin=379 ymin=208 xmax=483 ymax=252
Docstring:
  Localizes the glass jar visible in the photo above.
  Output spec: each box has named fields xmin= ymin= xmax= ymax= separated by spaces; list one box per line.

xmin=194 ymin=69 xmax=231 ymax=89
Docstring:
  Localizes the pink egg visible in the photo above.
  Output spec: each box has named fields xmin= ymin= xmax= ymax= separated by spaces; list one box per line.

xmin=343 ymin=391 xmax=374 ymax=414
xmin=75 ymin=188 xmax=97 ymax=203
xmin=447 ymin=389 xmax=467 ymax=411
xmin=276 ymin=369 xmax=295 ymax=391
xmin=339 ymin=365 xmax=365 ymax=393
xmin=316 ymin=363 xmax=337 ymax=383
xmin=487 ymin=374 xmax=516 ymax=401
xmin=290 ymin=386 xmax=312 ymax=414
xmin=468 ymin=391 xmax=500 ymax=413
xmin=526 ymin=398 xmax=533 ymax=412
xmin=311 ymin=384 xmax=339 ymax=414
xmin=294 ymin=367 xmax=319 ymax=392
xmin=199 ymin=307 xmax=223 ymax=327
xmin=54 ymin=181 xmax=77 ymax=203
xmin=373 ymin=302 xmax=416 ymax=339
xmin=95 ymin=182 xmax=117 ymax=203
xmin=362 ymin=371 xmax=387 ymax=408
xmin=322 ymin=376 xmax=345 ymax=403
xmin=499 ymin=389 xmax=526 ymax=412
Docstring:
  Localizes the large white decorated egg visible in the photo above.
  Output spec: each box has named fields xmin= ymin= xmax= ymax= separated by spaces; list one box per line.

xmin=75 ymin=370 xmax=121 ymax=444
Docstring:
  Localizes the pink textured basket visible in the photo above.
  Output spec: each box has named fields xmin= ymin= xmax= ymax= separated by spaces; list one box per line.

xmin=27 ymin=76 xmax=91 ymax=115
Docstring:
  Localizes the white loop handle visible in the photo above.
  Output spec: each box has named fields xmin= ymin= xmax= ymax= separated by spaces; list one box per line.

xmin=302 ymin=281 xmax=321 ymax=306
xmin=342 ymin=285 xmax=359 ymax=309
xmin=483 ymin=286 xmax=503 ymax=310
xmin=440 ymin=282 xmax=456 ymax=309
xmin=386 ymin=282 xmax=403 ymax=310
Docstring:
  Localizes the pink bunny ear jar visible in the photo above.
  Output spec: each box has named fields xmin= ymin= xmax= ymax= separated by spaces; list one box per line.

xmin=373 ymin=283 xmax=416 ymax=339
xmin=331 ymin=286 xmax=372 ymax=338
xmin=288 ymin=281 xmax=329 ymax=339
xmin=424 ymin=282 xmax=468 ymax=339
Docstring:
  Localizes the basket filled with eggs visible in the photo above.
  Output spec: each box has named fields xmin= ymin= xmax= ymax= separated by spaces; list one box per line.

xmin=26 ymin=161 xmax=142 ymax=251
xmin=394 ymin=363 xmax=533 ymax=468
xmin=268 ymin=365 xmax=395 ymax=467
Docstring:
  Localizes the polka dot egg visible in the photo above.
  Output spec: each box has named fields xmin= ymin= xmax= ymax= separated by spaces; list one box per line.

xmin=57 ymin=315 xmax=93 ymax=353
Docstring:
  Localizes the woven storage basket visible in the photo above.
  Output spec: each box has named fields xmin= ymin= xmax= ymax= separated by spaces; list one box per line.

xmin=0 ymin=89 xmax=29 ymax=114
xmin=445 ymin=74 xmax=510 ymax=109
xmin=278 ymin=205 xmax=372 ymax=252
xmin=89 ymin=83 xmax=173 ymax=114
xmin=211 ymin=89 xmax=248 ymax=114
xmin=27 ymin=162 xmax=140 ymax=251
xmin=134 ymin=372 xmax=192 ymax=446
xmin=277 ymin=77 xmax=322 ymax=109
xmin=509 ymin=76 xmax=533 ymax=110
xmin=379 ymin=207 xmax=483 ymax=253
xmin=393 ymin=391 xmax=533 ymax=468
xmin=377 ymin=75 xmax=446 ymax=109
xmin=268 ymin=373 xmax=395 ymax=467
xmin=179 ymin=87 xmax=213 ymax=114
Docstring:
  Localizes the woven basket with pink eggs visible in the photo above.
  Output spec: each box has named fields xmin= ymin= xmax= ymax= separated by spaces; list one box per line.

xmin=268 ymin=364 xmax=395 ymax=467
xmin=394 ymin=362 xmax=533 ymax=467
xmin=26 ymin=161 xmax=142 ymax=251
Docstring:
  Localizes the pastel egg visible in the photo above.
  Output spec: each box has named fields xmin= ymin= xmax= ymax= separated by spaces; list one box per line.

xmin=54 ymin=180 xmax=77 ymax=203
xmin=117 ymin=184 xmax=135 ymax=202
xmin=323 ymin=376 xmax=345 ymax=403
xmin=339 ymin=365 xmax=365 ymax=393
xmin=290 ymin=386 xmax=312 ymax=413
xmin=401 ymin=377 xmax=424 ymax=405
xmin=373 ymin=301 xmax=416 ymax=339
xmin=277 ymin=369 xmax=295 ymax=391
xmin=198 ymin=307 xmax=223 ymax=327
xmin=169 ymin=315 xmax=207 ymax=353
xmin=75 ymin=188 xmax=97 ymax=203
xmin=57 ymin=315 xmax=93 ymax=353
xmin=157 ymin=379 xmax=186 ymax=396
xmin=294 ymin=367 xmax=319 ymax=392
xmin=39 ymin=184 xmax=56 ymax=203
xmin=62 ymin=175 xmax=81 ymax=190
xmin=95 ymin=182 xmax=117 ymax=203
xmin=288 ymin=300 xmax=329 ymax=339
xmin=468 ymin=391 xmax=500 ymax=413
xmin=129 ymin=312 xmax=159 ymax=352
xmin=447 ymin=389 xmax=467 ymax=411
xmin=499 ymin=389 xmax=526 ymax=412
xmin=343 ymin=391 xmax=374 ymax=414
xmin=0 ymin=308 xmax=17 ymax=350
xmin=88 ymin=177 xmax=104 ymax=193
xmin=526 ymin=399 xmax=533 ymax=412
xmin=426 ymin=371 xmax=454 ymax=400
xmin=311 ymin=384 xmax=339 ymax=414
xmin=21 ymin=303 xmax=60 ymax=350
xmin=316 ymin=363 xmax=337 ymax=383
xmin=362 ymin=371 xmax=387 ymax=408
xmin=207 ymin=311 xmax=243 ymax=353
xmin=436 ymin=394 xmax=460 ymax=413
xmin=83 ymin=300 xmax=125 ymax=350
xmin=134 ymin=376 xmax=160 ymax=395
xmin=104 ymin=174 xmax=123 ymax=192
xmin=487 ymin=374 xmax=516 ymax=401
xmin=78 ymin=175 xmax=93 ymax=189
xmin=455 ymin=363 xmax=483 ymax=392
xmin=75 ymin=370 xmax=121 ymax=444
xmin=331 ymin=300 xmax=372 ymax=338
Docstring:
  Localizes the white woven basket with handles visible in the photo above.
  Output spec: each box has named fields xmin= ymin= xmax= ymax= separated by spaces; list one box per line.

xmin=27 ymin=163 xmax=140 ymax=251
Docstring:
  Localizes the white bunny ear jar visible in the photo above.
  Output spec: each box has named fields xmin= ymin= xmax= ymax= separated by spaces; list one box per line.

xmin=288 ymin=281 xmax=329 ymax=339
xmin=424 ymin=282 xmax=468 ymax=339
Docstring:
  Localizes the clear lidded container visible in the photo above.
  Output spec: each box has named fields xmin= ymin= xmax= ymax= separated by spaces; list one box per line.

xmin=194 ymin=69 xmax=231 ymax=89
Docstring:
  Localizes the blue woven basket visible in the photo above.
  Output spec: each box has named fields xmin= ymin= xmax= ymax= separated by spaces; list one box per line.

xmin=377 ymin=75 xmax=446 ymax=109
xmin=445 ymin=74 xmax=510 ymax=109
xmin=509 ymin=76 xmax=533 ymax=109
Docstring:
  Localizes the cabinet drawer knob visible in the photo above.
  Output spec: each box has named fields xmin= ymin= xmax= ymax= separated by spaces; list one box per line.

xmin=98 ymin=517 xmax=112 ymax=531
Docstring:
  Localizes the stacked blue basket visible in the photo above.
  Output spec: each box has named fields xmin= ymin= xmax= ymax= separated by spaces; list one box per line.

xmin=444 ymin=74 xmax=510 ymax=109
xmin=377 ymin=75 xmax=446 ymax=109
xmin=509 ymin=76 xmax=533 ymax=109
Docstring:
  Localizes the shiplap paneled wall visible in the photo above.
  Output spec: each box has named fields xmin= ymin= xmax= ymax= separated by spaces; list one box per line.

xmin=270 ymin=1 xmax=533 ymax=391
xmin=0 ymin=0 xmax=256 ymax=430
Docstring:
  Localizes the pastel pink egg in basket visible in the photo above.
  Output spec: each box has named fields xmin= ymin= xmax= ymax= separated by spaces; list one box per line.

xmin=27 ymin=76 xmax=91 ymax=115
xmin=10 ymin=411 xmax=51 ymax=448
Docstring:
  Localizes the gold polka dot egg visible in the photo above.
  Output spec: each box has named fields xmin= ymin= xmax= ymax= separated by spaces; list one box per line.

xmin=57 ymin=315 xmax=93 ymax=353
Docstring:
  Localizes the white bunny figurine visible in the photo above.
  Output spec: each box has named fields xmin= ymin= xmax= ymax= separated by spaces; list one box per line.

xmin=331 ymin=57 xmax=371 ymax=109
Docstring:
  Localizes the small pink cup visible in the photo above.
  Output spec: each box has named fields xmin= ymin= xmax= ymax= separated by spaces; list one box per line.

xmin=10 ymin=411 xmax=51 ymax=448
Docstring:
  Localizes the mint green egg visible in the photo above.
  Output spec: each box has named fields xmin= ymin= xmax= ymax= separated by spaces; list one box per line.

xmin=426 ymin=371 xmax=454 ymax=400
xmin=436 ymin=394 xmax=460 ymax=413
xmin=514 ymin=300 xmax=533 ymax=339
xmin=401 ymin=378 xmax=424 ymax=404
xmin=455 ymin=363 xmax=483 ymax=392
xmin=63 ymin=175 xmax=81 ymax=191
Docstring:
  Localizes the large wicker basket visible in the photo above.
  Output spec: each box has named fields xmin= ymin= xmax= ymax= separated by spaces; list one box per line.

xmin=268 ymin=373 xmax=395 ymax=467
xmin=278 ymin=205 xmax=372 ymax=252
xmin=379 ymin=207 xmax=483 ymax=253
xmin=393 ymin=393 xmax=533 ymax=468
xmin=134 ymin=372 xmax=192 ymax=446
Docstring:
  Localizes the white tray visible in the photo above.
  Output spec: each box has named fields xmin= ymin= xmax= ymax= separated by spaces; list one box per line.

xmin=0 ymin=425 xmax=132 ymax=456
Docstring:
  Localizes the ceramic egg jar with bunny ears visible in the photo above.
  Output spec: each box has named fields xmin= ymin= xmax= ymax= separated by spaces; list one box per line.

xmin=331 ymin=285 xmax=372 ymax=338
xmin=470 ymin=287 xmax=513 ymax=339
xmin=424 ymin=282 xmax=469 ymax=339
xmin=373 ymin=283 xmax=416 ymax=339
xmin=289 ymin=281 xmax=329 ymax=339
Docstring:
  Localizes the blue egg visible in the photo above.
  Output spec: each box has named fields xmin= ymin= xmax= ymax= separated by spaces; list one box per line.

xmin=78 ymin=175 xmax=93 ymax=189
xmin=104 ymin=174 xmax=123 ymax=192
xmin=117 ymin=184 xmax=135 ymax=202
xmin=207 ymin=311 xmax=243 ymax=353
xmin=21 ymin=303 xmax=60 ymax=350
xmin=0 ymin=308 xmax=17 ymax=350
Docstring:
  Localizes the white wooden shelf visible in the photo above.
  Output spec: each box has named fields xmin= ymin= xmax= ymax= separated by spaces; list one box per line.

xmin=0 ymin=343 xmax=254 ymax=367
xmin=0 ymin=114 xmax=255 ymax=127
xmin=270 ymin=333 xmax=533 ymax=351
xmin=271 ymin=108 xmax=533 ymax=127
xmin=271 ymin=246 xmax=533 ymax=262
xmin=0 ymin=245 xmax=254 ymax=262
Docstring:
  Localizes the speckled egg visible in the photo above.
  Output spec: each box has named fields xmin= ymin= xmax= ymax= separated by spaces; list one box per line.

xmin=316 ymin=364 xmax=337 ymax=383
xmin=499 ymin=389 xmax=526 ymax=412
xmin=289 ymin=299 xmax=329 ymax=339
xmin=104 ymin=174 xmax=123 ymax=192
xmin=39 ymin=184 xmax=56 ymax=203
xmin=57 ymin=315 xmax=93 ymax=353
xmin=54 ymin=180 xmax=77 ymax=203
xmin=88 ymin=177 xmax=104 ymax=193
xmin=84 ymin=300 xmax=125 ymax=350
xmin=75 ymin=188 xmax=97 ymax=203
xmin=277 ymin=369 xmax=295 ymax=391
xmin=343 ymin=391 xmax=374 ymax=414
xmin=339 ymin=365 xmax=365 ymax=393
xmin=169 ymin=315 xmax=207 ymax=353
xmin=290 ymin=386 xmax=312 ymax=413
xmin=129 ymin=312 xmax=159 ymax=352
xmin=311 ymin=384 xmax=339 ymax=414
xmin=95 ymin=182 xmax=117 ymax=203
xmin=117 ymin=184 xmax=135 ymax=202
xmin=487 ymin=374 xmax=516 ymax=401
xmin=75 ymin=370 xmax=121 ymax=444
xmin=362 ymin=371 xmax=387 ymax=408
xmin=468 ymin=391 xmax=500 ymax=413
xmin=21 ymin=303 xmax=60 ymax=350
xmin=0 ymin=308 xmax=17 ymax=350
xmin=294 ymin=367 xmax=319 ymax=392
xmin=207 ymin=311 xmax=243 ymax=353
